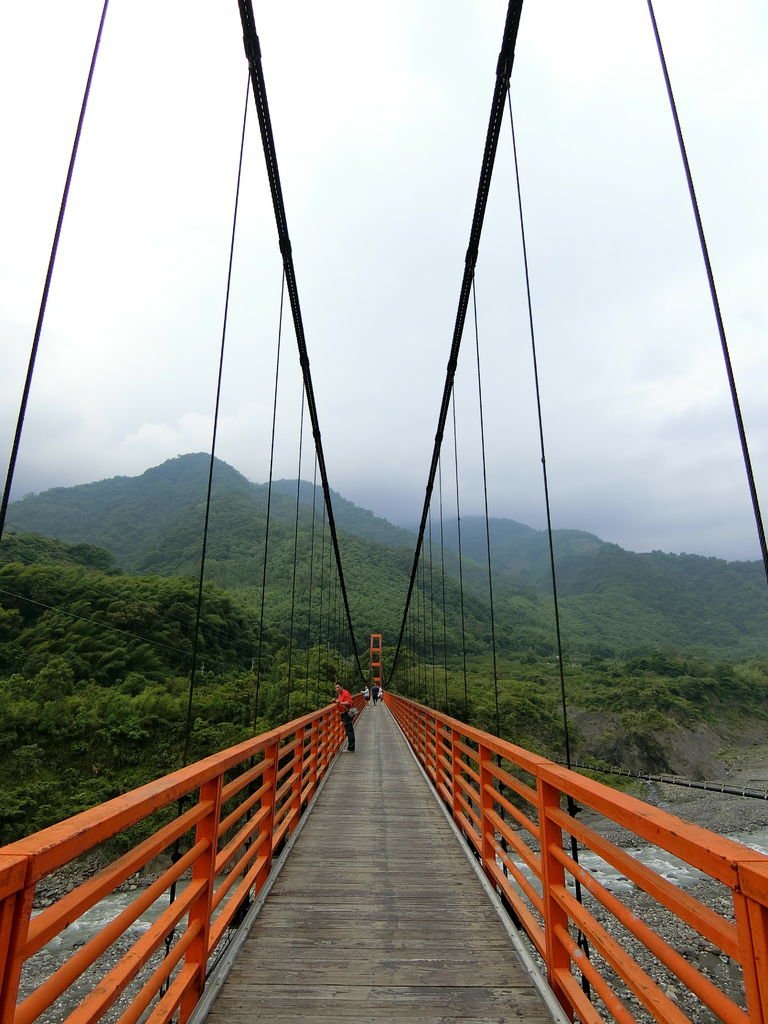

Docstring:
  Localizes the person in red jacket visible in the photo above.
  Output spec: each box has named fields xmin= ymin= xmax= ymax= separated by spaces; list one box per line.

xmin=334 ymin=682 xmax=356 ymax=752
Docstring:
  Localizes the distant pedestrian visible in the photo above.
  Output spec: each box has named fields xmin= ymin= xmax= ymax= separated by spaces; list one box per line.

xmin=363 ymin=685 xmax=371 ymax=705
xmin=334 ymin=683 xmax=356 ymax=752
xmin=371 ymin=683 xmax=381 ymax=706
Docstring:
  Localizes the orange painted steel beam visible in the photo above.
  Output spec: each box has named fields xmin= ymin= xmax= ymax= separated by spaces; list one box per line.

xmin=486 ymin=832 xmax=545 ymax=920
xmin=26 ymin=801 xmax=210 ymax=959
xmin=548 ymin=803 xmax=738 ymax=958
xmin=145 ymin=962 xmax=197 ymax=1024
xmin=16 ymin=851 xmax=205 ymax=1024
xmin=0 ymin=703 xmax=347 ymax=1024
xmin=117 ymin=923 xmax=199 ymax=1024
xmin=552 ymin=922 xmax=634 ymax=1024
xmin=212 ymin=831 xmax=269 ymax=916
xmin=386 ymin=692 xmax=768 ymax=1024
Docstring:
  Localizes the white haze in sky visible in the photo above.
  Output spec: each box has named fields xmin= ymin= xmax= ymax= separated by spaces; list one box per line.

xmin=1 ymin=2 xmax=766 ymax=561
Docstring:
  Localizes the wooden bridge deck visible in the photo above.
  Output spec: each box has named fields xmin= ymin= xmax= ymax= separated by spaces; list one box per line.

xmin=198 ymin=704 xmax=565 ymax=1023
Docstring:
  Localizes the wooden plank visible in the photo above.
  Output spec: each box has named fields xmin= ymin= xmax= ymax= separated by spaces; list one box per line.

xmin=203 ymin=708 xmax=561 ymax=1024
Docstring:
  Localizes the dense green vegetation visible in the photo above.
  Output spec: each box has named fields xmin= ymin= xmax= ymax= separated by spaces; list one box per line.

xmin=2 ymin=453 xmax=767 ymax=844
xmin=0 ymin=536 xmax=349 ymax=842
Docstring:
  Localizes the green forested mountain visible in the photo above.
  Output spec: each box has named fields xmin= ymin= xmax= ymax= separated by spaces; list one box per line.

xmin=6 ymin=454 xmax=413 ymax=571
xmin=7 ymin=453 xmax=768 ymax=659
xmin=440 ymin=515 xmax=768 ymax=656
xmin=0 ymin=532 xmax=345 ymax=841
xmin=2 ymin=454 xmax=768 ymax=843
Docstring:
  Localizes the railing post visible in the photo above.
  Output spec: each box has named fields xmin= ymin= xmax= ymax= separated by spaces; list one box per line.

xmin=478 ymin=742 xmax=496 ymax=877
xmin=306 ymin=719 xmax=319 ymax=798
xmin=0 ymin=857 xmax=33 ymax=1024
xmin=265 ymin=738 xmax=282 ymax=860
xmin=438 ymin=721 xmax=451 ymax=803
xmin=425 ymin=711 xmax=436 ymax=783
xmin=318 ymin=711 xmax=330 ymax=776
xmin=416 ymin=706 xmax=425 ymax=767
xmin=538 ymin=779 xmax=572 ymax=1017
xmin=737 ymin=862 xmax=768 ymax=1023
xmin=178 ymin=776 xmax=222 ymax=1024
xmin=289 ymin=725 xmax=305 ymax=827
xmin=449 ymin=725 xmax=461 ymax=825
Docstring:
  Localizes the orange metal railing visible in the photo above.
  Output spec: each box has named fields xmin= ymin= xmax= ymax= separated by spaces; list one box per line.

xmin=386 ymin=692 xmax=768 ymax=1024
xmin=0 ymin=697 xmax=362 ymax=1024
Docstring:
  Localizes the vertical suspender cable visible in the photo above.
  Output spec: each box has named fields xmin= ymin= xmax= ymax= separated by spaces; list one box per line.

xmin=183 ymin=74 xmax=251 ymax=764
xmin=505 ymin=94 xmax=573 ymax=767
xmin=252 ymin=271 xmax=286 ymax=728
xmin=471 ymin=274 xmax=508 ymax=876
xmin=423 ymin=552 xmax=430 ymax=704
xmin=646 ymin=0 xmax=767 ymax=584
xmin=438 ymin=458 xmax=450 ymax=712
xmin=315 ymin=500 xmax=327 ymax=705
xmin=332 ymin=567 xmax=340 ymax=683
xmin=0 ymin=0 xmax=110 ymax=543
xmin=470 ymin=276 xmax=501 ymax=736
xmin=451 ymin=394 xmax=470 ymax=720
xmin=164 ymin=72 xmax=250 ymax=992
xmin=304 ymin=452 xmax=318 ymax=706
xmin=506 ymin=87 xmax=591 ymax=993
xmin=428 ymin=508 xmax=438 ymax=707
xmin=286 ymin=389 xmax=306 ymax=715
xmin=414 ymin=550 xmax=421 ymax=699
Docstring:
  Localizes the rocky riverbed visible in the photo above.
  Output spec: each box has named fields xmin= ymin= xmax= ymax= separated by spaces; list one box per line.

xmin=565 ymin=738 xmax=768 ymax=1023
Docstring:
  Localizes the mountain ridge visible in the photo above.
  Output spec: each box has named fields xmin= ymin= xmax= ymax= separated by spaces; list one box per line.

xmin=6 ymin=453 xmax=767 ymax=658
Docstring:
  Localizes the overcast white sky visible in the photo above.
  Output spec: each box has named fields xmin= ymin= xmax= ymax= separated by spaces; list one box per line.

xmin=1 ymin=2 xmax=766 ymax=561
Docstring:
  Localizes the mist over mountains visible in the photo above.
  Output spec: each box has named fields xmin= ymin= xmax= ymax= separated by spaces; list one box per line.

xmin=5 ymin=453 xmax=767 ymax=658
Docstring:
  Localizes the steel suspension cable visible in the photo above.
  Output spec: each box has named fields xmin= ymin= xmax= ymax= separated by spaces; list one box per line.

xmin=470 ymin=275 xmax=509 ymax=879
xmin=451 ymin=394 xmax=470 ymax=720
xmin=238 ymin=1 xmax=365 ymax=680
xmin=285 ymin=388 xmax=306 ymax=715
xmin=416 ymin=554 xmax=423 ymax=699
xmin=390 ymin=0 xmax=524 ymax=679
xmin=252 ymin=271 xmax=286 ymax=728
xmin=438 ymin=458 xmax=450 ymax=712
xmin=506 ymin=87 xmax=591 ymax=994
xmin=506 ymin=92 xmax=573 ymax=768
xmin=164 ymin=72 xmax=251 ymax=994
xmin=646 ymin=0 xmax=767 ymax=585
xmin=315 ymin=498 xmax=327 ymax=705
xmin=420 ymin=544 xmax=429 ymax=701
xmin=428 ymin=508 xmax=438 ymax=706
xmin=0 ymin=0 xmax=110 ymax=544
xmin=471 ymin=276 xmax=501 ymax=736
xmin=183 ymin=74 xmax=251 ymax=764
xmin=304 ymin=452 xmax=318 ymax=706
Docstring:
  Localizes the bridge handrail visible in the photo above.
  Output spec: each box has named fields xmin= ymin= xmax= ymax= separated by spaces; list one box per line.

xmin=0 ymin=697 xmax=363 ymax=1024
xmin=386 ymin=693 xmax=768 ymax=1024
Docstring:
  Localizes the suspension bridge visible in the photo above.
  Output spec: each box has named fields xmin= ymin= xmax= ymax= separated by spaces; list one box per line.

xmin=1 ymin=1 xmax=768 ymax=1022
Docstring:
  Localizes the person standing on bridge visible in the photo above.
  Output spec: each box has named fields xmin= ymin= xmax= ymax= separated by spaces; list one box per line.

xmin=334 ymin=682 xmax=356 ymax=752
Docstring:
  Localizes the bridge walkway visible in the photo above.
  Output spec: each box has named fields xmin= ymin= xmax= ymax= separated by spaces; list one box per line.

xmin=197 ymin=703 xmax=564 ymax=1023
